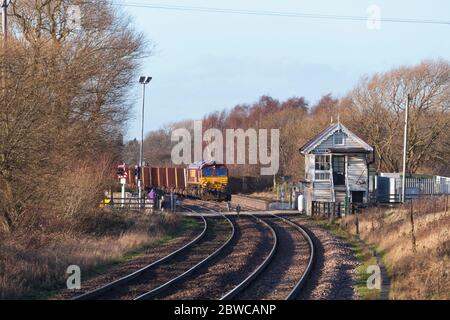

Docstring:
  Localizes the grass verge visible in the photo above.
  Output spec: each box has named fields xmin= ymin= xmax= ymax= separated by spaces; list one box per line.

xmin=0 ymin=214 xmax=199 ymax=300
xmin=313 ymin=219 xmax=382 ymax=300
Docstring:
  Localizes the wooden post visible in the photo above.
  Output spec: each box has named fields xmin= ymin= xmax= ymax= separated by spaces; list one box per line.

xmin=433 ymin=196 xmax=436 ymax=213
xmin=409 ymin=200 xmax=417 ymax=254
xmin=329 ymin=202 xmax=335 ymax=224
xmin=354 ymin=204 xmax=359 ymax=235
xmin=445 ymin=195 xmax=448 ymax=215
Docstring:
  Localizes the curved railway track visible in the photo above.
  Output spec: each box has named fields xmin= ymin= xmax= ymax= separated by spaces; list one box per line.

xmin=71 ymin=199 xmax=315 ymax=300
xmin=72 ymin=207 xmax=234 ymax=300
xmin=186 ymin=200 xmax=315 ymax=300
xmin=219 ymin=213 xmax=277 ymax=300
xmin=134 ymin=207 xmax=235 ymax=300
xmin=233 ymin=214 xmax=314 ymax=300
xmin=149 ymin=202 xmax=277 ymax=300
xmin=198 ymin=203 xmax=280 ymax=300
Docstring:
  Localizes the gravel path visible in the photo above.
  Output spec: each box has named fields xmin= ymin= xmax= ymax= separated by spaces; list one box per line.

xmin=235 ymin=217 xmax=311 ymax=300
xmin=155 ymin=216 xmax=274 ymax=300
xmin=100 ymin=217 xmax=232 ymax=299
xmin=288 ymin=217 xmax=359 ymax=300
xmin=54 ymin=216 xmax=204 ymax=300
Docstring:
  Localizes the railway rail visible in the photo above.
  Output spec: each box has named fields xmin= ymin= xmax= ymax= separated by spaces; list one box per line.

xmin=134 ymin=207 xmax=235 ymax=300
xmin=184 ymin=200 xmax=315 ymax=300
xmin=72 ymin=207 xmax=234 ymax=300
xmin=149 ymin=202 xmax=277 ymax=300
xmin=233 ymin=214 xmax=314 ymax=300
xmin=71 ymin=199 xmax=315 ymax=300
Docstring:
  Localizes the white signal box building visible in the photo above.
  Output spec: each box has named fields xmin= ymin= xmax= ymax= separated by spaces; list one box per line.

xmin=299 ymin=122 xmax=374 ymax=215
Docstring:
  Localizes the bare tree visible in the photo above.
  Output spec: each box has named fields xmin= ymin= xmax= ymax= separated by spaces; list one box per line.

xmin=0 ymin=0 xmax=147 ymax=233
xmin=349 ymin=60 xmax=450 ymax=174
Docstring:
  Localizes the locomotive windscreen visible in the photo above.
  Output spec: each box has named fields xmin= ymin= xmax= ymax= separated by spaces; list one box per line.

xmin=201 ymin=165 xmax=227 ymax=177
xmin=215 ymin=166 xmax=227 ymax=176
xmin=203 ymin=167 xmax=213 ymax=176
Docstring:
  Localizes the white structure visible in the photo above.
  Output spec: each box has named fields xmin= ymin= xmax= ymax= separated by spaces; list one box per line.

xmin=299 ymin=122 xmax=374 ymax=215
xmin=374 ymin=173 xmax=450 ymax=203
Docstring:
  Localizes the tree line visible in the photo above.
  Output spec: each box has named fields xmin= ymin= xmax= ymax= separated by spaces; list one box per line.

xmin=124 ymin=60 xmax=450 ymax=181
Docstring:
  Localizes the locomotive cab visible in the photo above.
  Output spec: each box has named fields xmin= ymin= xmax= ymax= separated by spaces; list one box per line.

xmin=186 ymin=161 xmax=229 ymax=200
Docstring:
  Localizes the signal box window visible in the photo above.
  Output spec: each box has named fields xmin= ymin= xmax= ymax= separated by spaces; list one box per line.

xmin=334 ymin=132 xmax=344 ymax=145
xmin=315 ymin=155 xmax=330 ymax=170
xmin=315 ymin=155 xmax=330 ymax=180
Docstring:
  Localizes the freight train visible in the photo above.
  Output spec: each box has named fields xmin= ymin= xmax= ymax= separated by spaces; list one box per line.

xmin=117 ymin=161 xmax=229 ymax=201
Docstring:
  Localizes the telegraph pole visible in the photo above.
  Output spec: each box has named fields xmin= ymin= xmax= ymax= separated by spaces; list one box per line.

xmin=401 ymin=94 xmax=411 ymax=203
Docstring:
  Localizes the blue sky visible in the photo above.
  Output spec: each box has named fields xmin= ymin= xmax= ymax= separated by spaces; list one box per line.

xmin=120 ymin=0 xmax=450 ymax=140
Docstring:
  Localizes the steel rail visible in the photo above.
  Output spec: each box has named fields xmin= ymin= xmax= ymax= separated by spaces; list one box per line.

xmin=185 ymin=200 xmax=315 ymax=300
xmin=134 ymin=204 xmax=235 ymax=300
xmin=271 ymin=214 xmax=315 ymax=300
xmin=220 ymin=212 xmax=278 ymax=300
xmin=72 ymin=209 xmax=207 ymax=300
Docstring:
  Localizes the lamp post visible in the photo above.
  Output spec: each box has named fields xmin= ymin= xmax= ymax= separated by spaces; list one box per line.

xmin=1 ymin=0 xmax=10 ymax=48
xmin=1 ymin=0 xmax=10 ymax=91
xmin=138 ymin=76 xmax=152 ymax=207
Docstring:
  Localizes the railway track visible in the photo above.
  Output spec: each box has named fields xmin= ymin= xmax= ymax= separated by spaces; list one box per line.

xmin=146 ymin=202 xmax=276 ymax=300
xmin=233 ymin=214 xmax=314 ymax=300
xmin=72 ymin=199 xmax=314 ymax=300
xmin=185 ymin=200 xmax=315 ymax=300
xmin=72 ymin=208 xmax=234 ymax=300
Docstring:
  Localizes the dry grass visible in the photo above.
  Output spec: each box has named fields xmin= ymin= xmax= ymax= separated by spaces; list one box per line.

xmin=339 ymin=196 xmax=450 ymax=299
xmin=0 ymin=212 xmax=183 ymax=299
xmin=0 ymin=155 xmax=188 ymax=300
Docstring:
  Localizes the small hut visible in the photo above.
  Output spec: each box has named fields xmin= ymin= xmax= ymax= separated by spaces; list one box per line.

xmin=299 ymin=122 xmax=374 ymax=215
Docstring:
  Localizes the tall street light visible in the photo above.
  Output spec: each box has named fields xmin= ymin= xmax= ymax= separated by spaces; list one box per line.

xmin=138 ymin=76 xmax=152 ymax=207
xmin=1 ymin=0 xmax=10 ymax=91
xmin=1 ymin=0 xmax=10 ymax=48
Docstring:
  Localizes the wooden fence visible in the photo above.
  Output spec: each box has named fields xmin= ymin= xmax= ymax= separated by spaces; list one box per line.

xmin=311 ymin=201 xmax=359 ymax=217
